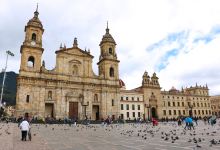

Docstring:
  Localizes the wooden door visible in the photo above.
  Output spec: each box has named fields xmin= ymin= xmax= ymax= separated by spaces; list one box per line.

xmin=69 ymin=102 xmax=78 ymax=119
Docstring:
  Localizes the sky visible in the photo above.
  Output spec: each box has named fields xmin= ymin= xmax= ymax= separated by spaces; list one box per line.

xmin=1 ymin=0 xmax=220 ymax=95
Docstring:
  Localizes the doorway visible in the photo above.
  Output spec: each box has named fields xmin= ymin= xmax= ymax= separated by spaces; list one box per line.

xmin=151 ymin=107 xmax=157 ymax=118
xmin=92 ymin=105 xmax=99 ymax=120
xmin=45 ymin=103 xmax=54 ymax=118
xmin=69 ymin=102 xmax=78 ymax=119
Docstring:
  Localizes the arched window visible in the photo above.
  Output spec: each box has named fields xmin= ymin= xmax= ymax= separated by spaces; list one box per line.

xmin=94 ymin=94 xmax=98 ymax=102
xmin=109 ymin=48 xmax=113 ymax=54
xmin=27 ymin=56 xmax=35 ymax=67
xmin=72 ymin=65 xmax=78 ymax=75
xmin=32 ymin=33 xmax=36 ymax=41
xmin=109 ymin=67 xmax=114 ymax=77
xmin=26 ymin=95 xmax=30 ymax=103
xmin=48 ymin=91 xmax=52 ymax=100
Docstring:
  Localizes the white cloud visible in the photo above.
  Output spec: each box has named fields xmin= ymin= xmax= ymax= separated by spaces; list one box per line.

xmin=1 ymin=0 xmax=220 ymax=95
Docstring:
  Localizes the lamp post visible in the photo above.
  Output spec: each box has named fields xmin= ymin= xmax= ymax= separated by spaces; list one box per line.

xmin=189 ymin=104 xmax=193 ymax=117
xmin=79 ymin=94 xmax=89 ymax=120
xmin=0 ymin=50 xmax=14 ymax=108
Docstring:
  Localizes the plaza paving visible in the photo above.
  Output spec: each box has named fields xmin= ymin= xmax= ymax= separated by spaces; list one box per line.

xmin=1 ymin=120 xmax=220 ymax=150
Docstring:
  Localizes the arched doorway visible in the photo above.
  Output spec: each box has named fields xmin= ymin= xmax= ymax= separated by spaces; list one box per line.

xmin=151 ymin=107 xmax=157 ymax=118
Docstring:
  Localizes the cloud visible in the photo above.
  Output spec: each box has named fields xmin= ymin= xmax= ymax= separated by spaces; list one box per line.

xmin=1 ymin=0 xmax=220 ymax=95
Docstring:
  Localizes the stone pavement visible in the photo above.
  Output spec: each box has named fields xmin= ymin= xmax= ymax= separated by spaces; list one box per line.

xmin=1 ymin=121 xmax=220 ymax=150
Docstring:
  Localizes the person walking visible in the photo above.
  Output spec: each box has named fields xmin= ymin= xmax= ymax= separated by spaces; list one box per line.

xmin=19 ymin=118 xmax=30 ymax=141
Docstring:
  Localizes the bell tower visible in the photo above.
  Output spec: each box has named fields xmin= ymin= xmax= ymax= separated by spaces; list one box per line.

xmin=97 ymin=23 xmax=119 ymax=79
xmin=20 ymin=5 xmax=44 ymax=72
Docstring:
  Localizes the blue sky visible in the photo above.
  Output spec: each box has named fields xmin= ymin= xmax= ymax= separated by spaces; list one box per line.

xmin=1 ymin=0 xmax=220 ymax=95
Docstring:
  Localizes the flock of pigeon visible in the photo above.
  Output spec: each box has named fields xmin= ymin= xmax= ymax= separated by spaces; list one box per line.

xmin=1 ymin=121 xmax=220 ymax=149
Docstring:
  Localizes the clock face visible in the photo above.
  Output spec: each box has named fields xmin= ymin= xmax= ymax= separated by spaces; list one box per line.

xmin=31 ymin=41 xmax=36 ymax=46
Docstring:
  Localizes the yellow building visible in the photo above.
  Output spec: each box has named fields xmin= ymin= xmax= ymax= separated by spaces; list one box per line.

xmin=16 ymin=8 xmax=213 ymax=120
xmin=16 ymin=8 xmax=120 ymax=120
xmin=210 ymin=95 xmax=220 ymax=116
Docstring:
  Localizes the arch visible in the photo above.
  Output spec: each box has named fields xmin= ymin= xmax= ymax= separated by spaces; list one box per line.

xmin=32 ymin=33 xmax=37 ymax=41
xmin=151 ymin=107 xmax=157 ymax=118
xmin=109 ymin=48 xmax=113 ymax=54
xmin=72 ymin=65 xmax=78 ymax=75
xmin=109 ymin=67 xmax=114 ymax=77
xmin=27 ymin=56 xmax=35 ymax=67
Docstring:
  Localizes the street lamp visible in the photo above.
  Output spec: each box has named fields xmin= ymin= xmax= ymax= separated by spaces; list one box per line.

xmin=0 ymin=50 xmax=14 ymax=108
xmin=79 ymin=94 xmax=89 ymax=120
xmin=188 ymin=104 xmax=193 ymax=117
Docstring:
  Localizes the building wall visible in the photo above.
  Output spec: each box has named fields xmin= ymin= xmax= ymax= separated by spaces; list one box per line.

xmin=120 ymin=92 xmax=144 ymax=120
xmin=210 ymin=96 xmax=220 ymax=116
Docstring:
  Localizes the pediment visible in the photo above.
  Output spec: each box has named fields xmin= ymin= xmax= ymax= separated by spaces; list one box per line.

xmin=56 ymin=47 xmax=93 ymax=58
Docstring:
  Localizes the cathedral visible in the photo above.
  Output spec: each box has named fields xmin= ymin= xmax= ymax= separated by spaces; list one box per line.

xmin=16 ymin=8 xmax=212 ymax=120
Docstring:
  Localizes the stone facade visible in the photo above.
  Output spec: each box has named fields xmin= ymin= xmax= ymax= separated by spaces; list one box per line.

xmin=16 ymin=9 xmax=213 ymax=120
xmin=210 ymin=95 xmax=220 ymax=116
xmin=119 ymin=76 xmax=212 ymax=120
xmin=16 ymin=9 xmax=120 ymax=120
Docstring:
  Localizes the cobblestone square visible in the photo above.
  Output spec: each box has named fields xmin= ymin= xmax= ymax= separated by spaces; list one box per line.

xmin=1 ymin=120 xmax=220 ymax=150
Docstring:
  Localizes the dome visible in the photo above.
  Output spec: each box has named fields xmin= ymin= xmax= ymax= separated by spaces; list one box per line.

xmin=169 ymin=86 xmax=179 ymax=93
xmin=99 ymin=25 xmax=116 ymax=46
xmin=25 ymin=9 xmax=43 ymax=30
xmin=119 ymin=79 xmax=126 ymax=88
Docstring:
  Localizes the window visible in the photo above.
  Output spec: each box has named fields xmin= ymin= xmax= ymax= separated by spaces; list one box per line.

xmin=197 ymin=103 xmax=199 ymax=107
xmin=72 ymin=65 xmax=79 ymax=76
xmin=188 ymin=102 xmax=190 ymax=107
xmin=182 ymin=102 xmax=184 ymax=106
xmin=126 ymin=104 xmax=129 ymax=110
xmin=183 ymin=110 xmax=185 ymax=115
xmin=121 ymin=104 xmax=123 ymax=110
xmin=138 ymin=112 xmax=140 ymax=117
xmin=202 ymin=110 xmax=204 ymax=115
xmin=109 ymin=67 xmax=114 ymax=77
xmin=173 ymin=102 xmax=175 ymax=106
xmin=132 ymin=97 xmax=134 ymax=101
xmin=209 ymin=110 xmax=211 ymax=114
xmin=137 ymin=105 xmax=140 ymax=110
xmin=163 ymin=110 xmax=166 ymax=116
xmin=198 ymin=110 xmax=201 ymax=115
xmin=206 ymin=110 xmax=208 ymax=114
xmin=48 ymin=91 xmax=52 ymax=99
xmin=174 ymin=110 xmax=176 ymax=115
xmin=26 ymin=95 xmax=30 ymax=103
xmin=205 ymin=103 xmax=207 ymax=107
xmin=109 ymin=48 xmax=113 ymax=54
xmin=31 ymin=33 xmax=36 ymax=41
xmin=137 ymin=97 xmax=139 ymax=101
xmin=127 ymin=112 xmax=129 ymax=118
xmin=201 ymin=103 xmax=203 ymax=107
xmin=169 ymin=110 xmax=172 ymax=115
xmin=94 ymin=94 xmax=98 ymax=102
xmin=177 ymin=102 xmax=180 ymax=107
xmin=27 ymin=56 xmax=35 ymax=67
xmin=168 ymin=96 xmax=170 ymax=99
xmin=126 ymin=97 xmax=128 ymax=100
xmin=112 ymin=99 xmax=114 ymax=106
xmin=121 ymin=114 xmax=124 ymax=119
xmin=178 ymin=110 xmax=181 ymax=115
xmin=132 ymin=104 xmax=135 ymax=110
xmin=133 ymin=112 xmax=135 ymax=117
xmin=193 ymin=102 xmax=195 ymax=107
xmin=168 ymin=102 xmax=171 ymax=107
xmin=194 ymin=110 xmax=197 ymax=115
xmin=121 ymin=97 xmax=123 ymax=100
